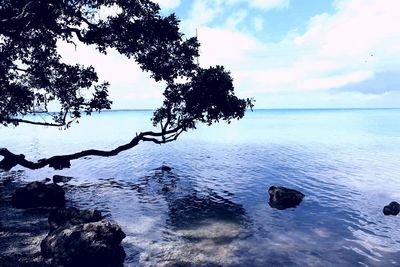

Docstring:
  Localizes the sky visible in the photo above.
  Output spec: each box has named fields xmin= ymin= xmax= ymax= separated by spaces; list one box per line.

xmin=58 ymin=0 xmax=400 ymax=109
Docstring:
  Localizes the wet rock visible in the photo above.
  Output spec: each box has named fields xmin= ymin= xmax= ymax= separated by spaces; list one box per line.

xmin=48 ymin=207 xmax=103 ymax=231
xmin=162 ymin=185 xmax=174 ymax=193
xmin=161 ymin=165 xmax=172 ymax=172
xmin=41 ymin=221 xmax=126 ymax=267
xmin=268 ymin=185 xmax=304 ymax=210
xmin=155 ymin=165 xmax=172 ymax=172
xmin=383 ymin=201 xmax=400 ymax=216
xmin=0 ymin=252 xmax=52 ymax=267
xmin=11 ymin=181 xmax=65 ymax=209
xmin=52 ymin=175 xmax=73 ymax=184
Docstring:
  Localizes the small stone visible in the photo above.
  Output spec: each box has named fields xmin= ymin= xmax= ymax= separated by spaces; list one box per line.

xmin=11 ymin=181 xmax=65 ymax=209
xmin=53 ymin=175 xmax=73 ymax=184
xmin=268 ymin=185 xmax=305 ymax=210
xmin=383 ymin=201 xmax=400 ymax=216
xmin=162 ymin=185 xmax=174 ymax=193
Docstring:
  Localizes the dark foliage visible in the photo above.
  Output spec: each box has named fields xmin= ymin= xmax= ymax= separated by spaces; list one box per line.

xmin=0 ymin=0 xmax=253 ymax=170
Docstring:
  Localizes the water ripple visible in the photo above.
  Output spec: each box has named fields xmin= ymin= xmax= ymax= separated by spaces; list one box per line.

xmin=2 ymin=109 xmax=400 ymax=266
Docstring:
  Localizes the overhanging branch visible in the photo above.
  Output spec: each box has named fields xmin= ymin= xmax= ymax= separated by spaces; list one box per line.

xmin=0 ymin=126 xmax=184 ymax=171
xmin=4 ymin=118 xmax=66 ymax=127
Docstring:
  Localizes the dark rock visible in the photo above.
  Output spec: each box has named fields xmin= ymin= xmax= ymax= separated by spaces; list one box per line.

xmin=48 ymin=207 xmax=103 ymax=231
xmin=383 ymin=201 xmax=400 ymax=216
xmin=52 ymin=175 xmax=73 ymax=184
xmin=11 ymin=182 xmax=65 ymax=209
xmin=41 ymin=221 xmax=126 ymax=267
xmin=161 ymin=165 xmax=172 ymax=172
xmin=162 ymin=185 xmax=174 ymax=193
xmin=268 ymin=185 xmax=305 ymax=210
xmin=155 ymin=165 xmax=172 ymax=172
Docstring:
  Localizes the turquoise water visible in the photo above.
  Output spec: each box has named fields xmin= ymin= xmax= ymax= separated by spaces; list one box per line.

xmin=1 ymin=109 xmax=400 ymax=266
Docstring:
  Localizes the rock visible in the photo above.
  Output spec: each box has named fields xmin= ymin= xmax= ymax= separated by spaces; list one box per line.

xmin=161 ymin=165 xmax=172 ymax=172
xmin=11 ymin=182 xmax=65 ymax=209
xmin=268 ymin=185 xmax=305 ymax=210
xmin=41 ymin=221 xmax=126 ymax=267
xmin=48 ymin=207 xmax=103 ymax=231
xmin=52 ymin=175 xmax=73 ymax=184
xmin=161 ymin=185 xmax=174 ymax=193
xmin=383 ymin=201 xmax=400 ymax=216
xmin=155 ymin=165 xmax=172 ymax=172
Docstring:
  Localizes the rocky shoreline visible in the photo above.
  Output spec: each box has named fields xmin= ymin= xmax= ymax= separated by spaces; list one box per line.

xmin=0 ymin=174 xmax=126 ymax=267
xmin=2 ymin=171 xmax=399 ymax=266
xmin=0 ymin=174 xmax=51 ymax=266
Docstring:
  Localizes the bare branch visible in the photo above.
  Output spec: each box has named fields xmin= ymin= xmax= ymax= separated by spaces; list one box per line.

xmin=58 ymin=27 xmax=90 ymax=43
xmin=4 ymin=118 xmax=66 ymax=127
xmin=79 ymin=15 xmax=96 ymax=28
xmin=0 ymin=126 xmax=184 ymax=170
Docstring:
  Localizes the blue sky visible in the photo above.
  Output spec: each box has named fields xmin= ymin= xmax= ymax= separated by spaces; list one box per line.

xmin=58 ymin=0 xmax=400 ymax=109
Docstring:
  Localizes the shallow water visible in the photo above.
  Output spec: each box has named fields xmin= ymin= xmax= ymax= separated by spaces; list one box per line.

xmin=1 ymin=109 xmax=400 ymax=266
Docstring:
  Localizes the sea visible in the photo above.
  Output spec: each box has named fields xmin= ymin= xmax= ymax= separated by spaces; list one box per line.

xmin=1 ymin=109 xmax=400 ymax=266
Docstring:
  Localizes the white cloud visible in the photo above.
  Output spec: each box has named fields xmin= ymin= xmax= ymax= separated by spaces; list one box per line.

xmin=184 ymin=0 xmax=289 ymax=34
xmin=184 ymin=0 xmax=224 ymax=33
xmin=225 ymin=0 xmax=289 ymax=10
xmin=189 ymin=0 xmax=400 ymax=99
xmin=225 ymin=10 xmax=248 ymax=30
xmin=55 ymin=0 xmax=400 ymax=109
xmin=248 ymin=0 xmax=290 ymax=10
xmin=57 ymin=40 xmax=165 ymax=109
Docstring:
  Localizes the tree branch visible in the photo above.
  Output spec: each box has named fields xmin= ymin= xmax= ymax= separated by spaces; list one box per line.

xmin=4 ymin=118 xmax=66 ymax=127
xmin=0 ymin=1 xmax=35 ymax=23
xmin=58 ymin=27 xmax=90 ymax=43
xmin=0 ymin=126 xmax=183 ymax=171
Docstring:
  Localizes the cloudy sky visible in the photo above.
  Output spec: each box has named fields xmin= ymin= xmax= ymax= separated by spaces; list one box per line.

xmin=60 ymin=0 xmax=400 ymax=109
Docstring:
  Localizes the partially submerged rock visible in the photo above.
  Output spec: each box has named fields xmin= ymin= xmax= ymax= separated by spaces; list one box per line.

xmin=41 ymin=221 xmax=126 ymax=267
xmin=48 ymin=207 xmax=103 ymax=231
xmin=11 ymin=181 xmax=65 ymax=209
xmin=161 ymin=165 xmax=172 ymax=172
xmin=268 ymin=185 xmax=304 ymax=210
xmin=383 ymin=201 xmax=400 ymax=216
xmin=52 ymin=175 xmax=73 ymax=184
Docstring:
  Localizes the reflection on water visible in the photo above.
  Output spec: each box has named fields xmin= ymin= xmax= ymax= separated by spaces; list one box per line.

xmin=1 ymin=109 xmax=400 ymax=266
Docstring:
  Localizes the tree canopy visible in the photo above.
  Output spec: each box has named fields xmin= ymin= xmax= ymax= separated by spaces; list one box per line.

xmin=0 ymin=0 xmax=253 ymax=170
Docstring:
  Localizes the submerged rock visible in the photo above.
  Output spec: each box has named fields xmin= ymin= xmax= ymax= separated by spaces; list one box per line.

xmin=268 ymin=185 xmax=305 ymax=210
xmin=48 ymin=207 xmax=103 ymax=231
xmin=383 ymin=201 xmax=400 ymax=216
xmin=41 ymin=221 xmax=126 ymax=267
xmin=11 ymin=181 xmax=65 ymax=209
xmin=52 ymin=175 xmax=73 ymax=184
xmin=161 ymin=165 xmax=172 ymax=172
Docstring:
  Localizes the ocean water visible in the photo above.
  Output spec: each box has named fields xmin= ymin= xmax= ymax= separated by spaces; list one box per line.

xmin=1 ymin=109 xmax=400 ymax=266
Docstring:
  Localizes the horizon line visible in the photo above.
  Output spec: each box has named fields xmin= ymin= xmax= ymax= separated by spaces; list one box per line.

xmin=104 ymin=107 xmax=400 ymax=111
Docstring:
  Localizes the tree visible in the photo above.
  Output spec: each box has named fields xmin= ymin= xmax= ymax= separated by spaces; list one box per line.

xmin=0 ymin=0 xmax=254 ymax=171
